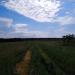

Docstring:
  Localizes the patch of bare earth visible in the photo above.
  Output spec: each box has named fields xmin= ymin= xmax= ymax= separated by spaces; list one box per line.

xmin=15 ymin=50 xmax=31 ymax=75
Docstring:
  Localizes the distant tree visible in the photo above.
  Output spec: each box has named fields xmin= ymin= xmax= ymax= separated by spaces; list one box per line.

xmin=62 ymin=34 xmax=75 ymax=46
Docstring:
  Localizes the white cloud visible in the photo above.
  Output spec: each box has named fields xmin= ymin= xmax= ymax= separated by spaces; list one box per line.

xmin=2 ymin=30 xmax=49 ymax=38
xmin=0 ymin=22 xmax=49 ymax=38
xmin=54 ymin=16 xmax=75 ymax=25
xmin=4 ymin=0 xmax=61 ymax=22
xmin=14 ymin=23 xmax=28 ymax=32
xmin=0 ymin=17 xmax=13 ymax=27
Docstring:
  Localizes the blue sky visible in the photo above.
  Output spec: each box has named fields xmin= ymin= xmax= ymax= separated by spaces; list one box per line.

xmin=0 ymin=0 xmax=75 ymax=38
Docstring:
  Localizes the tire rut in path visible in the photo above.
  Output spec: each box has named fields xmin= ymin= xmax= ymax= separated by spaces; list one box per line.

xmin=15 ymin=50 xmax=31 ymax=75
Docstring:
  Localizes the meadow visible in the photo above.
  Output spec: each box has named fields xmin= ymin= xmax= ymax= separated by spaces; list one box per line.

xmin=0 ymin=39 xmax=75 ymax=75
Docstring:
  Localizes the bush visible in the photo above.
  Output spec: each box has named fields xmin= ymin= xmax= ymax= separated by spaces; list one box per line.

xmin=62 ymin=34 xmax=75 ymax=46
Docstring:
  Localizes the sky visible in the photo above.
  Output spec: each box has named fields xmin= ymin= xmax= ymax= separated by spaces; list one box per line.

xmin=0 ymin=0 xmax=75 ymax=38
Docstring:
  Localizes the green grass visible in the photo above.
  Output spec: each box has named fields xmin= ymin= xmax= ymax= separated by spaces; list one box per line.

xmin=38 ymin=44 xmax=75 ymax=74
xmin=0 ymin=40 xmax=75 ymax=75
xmin=0 ymin=41 xmax=29 ymax=75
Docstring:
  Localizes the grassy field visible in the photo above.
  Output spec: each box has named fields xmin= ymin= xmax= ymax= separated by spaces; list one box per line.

xmin=0 ymin=40 xmax=75 ymax=75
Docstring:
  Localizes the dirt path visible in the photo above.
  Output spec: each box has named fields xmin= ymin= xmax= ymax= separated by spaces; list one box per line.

xmin=15 ymin=50 xmax=31 ymax=75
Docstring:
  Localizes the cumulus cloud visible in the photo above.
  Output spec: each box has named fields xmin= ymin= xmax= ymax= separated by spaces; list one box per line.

xmin=4 ymin=0 xmax=61 ymax=22
xmin=54 ymin=16 xmax=75 ymax=25
xmin=0 ymin=17 xmax=13 ymax=27
xmin=14 ymin=23 xmax=28 ymax=32
xmin=0 ymin=22 xmax=49 ymax=38
xmin=14 ymin=23 xmax=49 ymax=38
xmin=2 ymin=31 xmax=49 ymax=38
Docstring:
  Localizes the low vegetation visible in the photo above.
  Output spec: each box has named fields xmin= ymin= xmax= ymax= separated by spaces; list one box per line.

xmin=0 ymin=37 xmax=75 ymax=75
xmin=62 ymin=34 xmax=75 ymax=46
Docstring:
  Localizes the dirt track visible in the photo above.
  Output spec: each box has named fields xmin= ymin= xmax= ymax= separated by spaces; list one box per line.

xmin=15 ymin=50 xmax=31 ymax=75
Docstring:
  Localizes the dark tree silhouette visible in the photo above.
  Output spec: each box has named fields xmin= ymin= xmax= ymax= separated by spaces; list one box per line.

xmin=62 ymin=34 xmax=75 ymax=46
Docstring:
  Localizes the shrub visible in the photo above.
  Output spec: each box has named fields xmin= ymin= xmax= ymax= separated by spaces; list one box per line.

xmin=62 ymin=34 xmax=75 ymax=46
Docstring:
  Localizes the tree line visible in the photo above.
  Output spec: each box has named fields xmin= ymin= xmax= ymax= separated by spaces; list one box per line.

xmin=0 ymin=34 xmax=75 ymax=46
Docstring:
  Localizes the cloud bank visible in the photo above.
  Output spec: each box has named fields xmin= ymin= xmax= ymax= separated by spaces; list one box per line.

xmin=0 ymin=23 xmax=49 ymax=38
xmin=4 ymin=0 xmax=61 ymax=22
xmin=54 ymin=16 xmax=75 ymax=25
